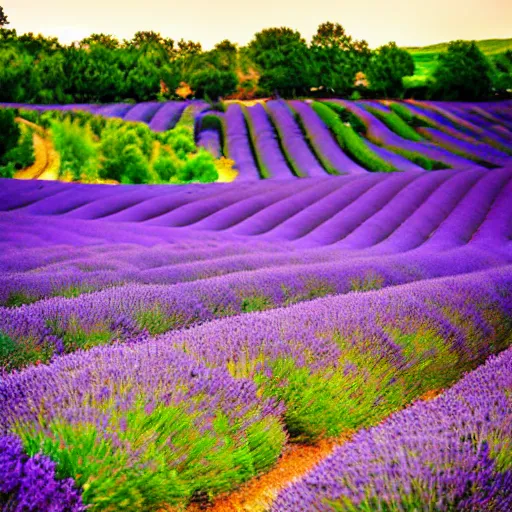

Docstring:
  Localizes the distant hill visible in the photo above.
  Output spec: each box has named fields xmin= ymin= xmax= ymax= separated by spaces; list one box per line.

xmin=404 ymin=38 xmax=512 ymax=56
xmin=402 ymin=38 xmax=512 ymax=87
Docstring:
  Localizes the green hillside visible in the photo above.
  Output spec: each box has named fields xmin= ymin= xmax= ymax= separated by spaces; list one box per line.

xmin=402 ymin=38 xmax=512 ymax=87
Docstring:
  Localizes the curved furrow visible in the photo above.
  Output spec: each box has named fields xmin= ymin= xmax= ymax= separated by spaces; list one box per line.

xmin=59 ymin=187 xmax=166 ymax=220
xmin=406 ymin=101 xmax=483 ymax=140
xmin=122 ymin=102 xmax=165 ymax=123
xmin=188 ymin=179 xmax=316 ymax=231
xmin=295 ymin=172 xmax=420 ymax=247
xmin=470 ymin=170 xmax=512 ymax=248
xmin=431 ymin=102 xmax=512 ymax=142
xmin=94 ymin=103 xmax=134 ymax=119
xmin=362 ymin=139 xmax=425 ymax=172
xmin=419 ymin=167 xmax=512 ymax=251
xmin=257 ymin=175 xmax=383 ymax=241
xmin=147 ymin=102 xmax=186 ymax=131
xmin=265 ymin=100 xmax=327 ymax=177
xmin=0 ymin=181 xmax=70 ymax=211
xmin=102 ymin=188 xmax=224 ymax=223
xmin=365 ymin=169 xmax=486 ymax=254
xmin=244 ymin=104 xmax=295 ymax=179
xmin=224 ymin=103 xmax=261 ymax=181
xmin=335 ymin=100 xmax=481 ymax=169
xmin=289 ymin=100 xmax=368 ymax=175
xmin=144 ymin=181 xmax=281 ymax=227
xmin=13 ymin=184 xmax=130 ymax=216
xmin=418 ymin=127 xmax=509 ymax=166
xmin=229 ymin=177 xmax=352 ymax=235
xmin=333 ymin=170 xmax=452 ymax=250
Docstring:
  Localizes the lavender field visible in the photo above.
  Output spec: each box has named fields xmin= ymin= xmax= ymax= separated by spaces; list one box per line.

xmin=1 ymin=98 xmax=512 ymax=511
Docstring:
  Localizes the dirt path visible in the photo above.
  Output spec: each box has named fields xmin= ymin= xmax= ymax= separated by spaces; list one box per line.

xmin=14 ymin=132 xmax=48 ymax=180
xmin=186 ymin=433 xmax=352 ymax=512
xmin=183 ymin=389 xmax=443 ymax=512
xmin=13 ymin=119 xmax=60 ymax=181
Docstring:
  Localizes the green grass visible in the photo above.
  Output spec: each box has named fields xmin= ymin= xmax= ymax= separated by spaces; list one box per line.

xmin=402 ymin=38 xmax=512 ymax=86
xmin=364 ymin=106 xmax=423 ymax=141
xmin=311 ymin=102 xmax=397 ymax=173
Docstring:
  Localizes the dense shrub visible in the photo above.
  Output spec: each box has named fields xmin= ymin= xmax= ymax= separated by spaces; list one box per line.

xmin=0 ymin=108 xmax=20 ymax=160
xmin=188 ymin=68 xmax=238 ymax=100
xmin=50 ymin=119 xmax=99 ymax=181
xmin=430 ymin=41 xmax=494 ymax=101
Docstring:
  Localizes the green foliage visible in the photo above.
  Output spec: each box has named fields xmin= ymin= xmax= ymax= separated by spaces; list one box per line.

xmin=322 ymin=101 xmax=367 ymax=134
xmin=367 ymin=42 xmax=415 ymax=98
xmin=2 ymin=122 xmax=35 ymax=169
xmin=189 ymin=68 xmax=238 ymax=100
xmin=289 ymin=105 xmax=339 ymax=175
xmin=177 ymin=150 xmax=218 ymax=183
xmin=241 ymin=295 xmax=274 ymax=313
xmin=431 ymin=41 xmax=494 ymax=100
xmin=312 ymin=101 xmax=397 ymax=173
xmin=0 ymin=6 xmax=9 ymax=27
xmin=350 ymin=272 xmax=384 ymax=292
xmin=50 ymin=118 xmax=99 ymax=181
xmin=387 ymin=146 xmax=448 ymax=170
xmin=0 ymin=108 xmax=20 ymax=159
xmin=365 ymin=106 xmax=423 ymax=141
xmin=46 ymin=317 xmax=114 ymax=354
xmin=389 ymin=102 xmax=414 ymax=123
xmin=3 ymin=291 xmax=38 ymax=307
xmin=16 ymin=396 xmax=285 ymax=509
xmin=0 ymin=161 xmax=15 ymax=178
xmin=310 ymin=22 xmax=371 ymax=97
xmin=135 ymin=305 xmax=180 ymax=335
xmin=247 ymin=27 xmax=313 ymax=97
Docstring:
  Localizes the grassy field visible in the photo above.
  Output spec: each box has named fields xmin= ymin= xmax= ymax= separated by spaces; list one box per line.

xmin=402 ymin=38 xmax=512 ymax=86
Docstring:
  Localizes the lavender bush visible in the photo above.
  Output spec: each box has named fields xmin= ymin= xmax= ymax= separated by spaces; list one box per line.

xmin=273 ymin=346 xmax=512 ymax=511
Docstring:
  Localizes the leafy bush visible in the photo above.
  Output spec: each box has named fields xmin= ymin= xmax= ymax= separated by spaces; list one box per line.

xmin=177 ymin=150 xmax=218 ymax=183
xmin=367 ymin=42 xmax=415 ymax=98
xmin=189 ymin=68 xmax=238 ymax=99
xmin=312 ymin=101 xmax=397 ymax=172
xmin=322 ymin=101 xmax=367 ymax=133
xmin=430 ymin=41 xmax=494 ymax=100
xmin=50 ymin=119 xmax=99 ymax=181
xmin=2 ymin=123 xmax=35 ymax=170
xmin=0 ymin=108 xmax=20 ymax=161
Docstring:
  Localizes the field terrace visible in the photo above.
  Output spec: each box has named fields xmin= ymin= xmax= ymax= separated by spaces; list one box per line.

xmin=1 ymin=98 xmax=512 ymax=511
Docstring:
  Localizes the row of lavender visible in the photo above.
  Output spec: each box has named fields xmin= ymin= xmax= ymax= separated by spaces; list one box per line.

xmin=1 ymin=265 xmax=512 ymax=510
xmin=273 ymin=345 xmax=512 ymax=511
xmin=1 ymin=167 xmax=511 ymax=250
xmin=1 ymin=243 xmax=511 ymax=371
xmin=4 ymin=99 xmax=512 ymax=179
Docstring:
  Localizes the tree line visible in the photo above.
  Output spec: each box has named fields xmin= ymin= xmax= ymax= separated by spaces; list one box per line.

xmin=0 ymin=6 xmax=511 ymax=103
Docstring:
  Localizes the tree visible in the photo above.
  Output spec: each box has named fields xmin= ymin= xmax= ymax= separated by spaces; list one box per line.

xmin=79 ymin=33 xmax=120 ymax=50
xmin=492 ymin=50 xmax=512 ymax=96
xmin=430 ymin=41 xmax=493 ymax=101
xmin=0 ymin=6 xmax=9 ymax=27
xmin=247 ymin=27 xmax=312 ymax=96
xmin=367 ymin=42 xmax=414 ymax=98
xmin=189 ymin=68 xmax=238 ymax=99
xmin=310 ymin=22 xmax=371 ymax=96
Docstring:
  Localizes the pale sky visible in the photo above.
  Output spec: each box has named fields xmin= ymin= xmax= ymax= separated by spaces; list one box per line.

xmin=2 ymin=0 xmax=511 ymax=49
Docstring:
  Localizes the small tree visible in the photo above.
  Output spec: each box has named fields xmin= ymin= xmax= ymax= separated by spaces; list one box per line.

xmin=247 ymin=27 xmax=312 ymax=97
xmin=0 ymin=6 xmax=9 ymax=27
xmin=189 ymin=68 xmax=238 ymax=100
xmin=367 ymin=42 xmax=414 ymax=98
xmin=431 ymin=40 xmax=493 ymax=100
